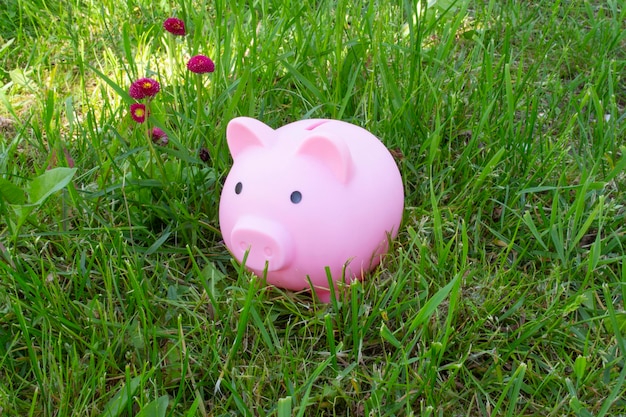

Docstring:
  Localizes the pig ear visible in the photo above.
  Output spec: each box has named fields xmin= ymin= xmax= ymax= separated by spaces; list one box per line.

xmin=296 ymin=135 xmax=353 ymax=183
xmin=226 ymin=117 xmax=275 ymax=159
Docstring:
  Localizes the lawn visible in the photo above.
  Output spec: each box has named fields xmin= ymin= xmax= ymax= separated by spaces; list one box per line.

xmin=1 ymin=0 xmax=626 ymax=415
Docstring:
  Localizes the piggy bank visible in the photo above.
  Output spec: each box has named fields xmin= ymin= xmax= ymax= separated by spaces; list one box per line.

xmin=219 ymin=117 xmax=404 ymax=302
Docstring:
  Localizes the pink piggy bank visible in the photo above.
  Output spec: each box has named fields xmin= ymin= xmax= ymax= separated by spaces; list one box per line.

xmin=219 ymin=117 xmax=404 ymax=302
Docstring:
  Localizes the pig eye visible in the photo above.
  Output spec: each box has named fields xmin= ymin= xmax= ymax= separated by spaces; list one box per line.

xmin=235 ymin=182 xmax=243 ymax=194
xmin=290 ymin=191 xmax=302 ymax=204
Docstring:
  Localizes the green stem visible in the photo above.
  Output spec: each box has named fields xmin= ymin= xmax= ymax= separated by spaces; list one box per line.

xmin=195 ymin=74 xmax=203 ymax=128
xmin=167 ymin=36 xmax=179 ymax=107
xmin=145 ymin=100 xmax=167 ymax=185
xmin=194 ymin=74 xmax=204 ymax=150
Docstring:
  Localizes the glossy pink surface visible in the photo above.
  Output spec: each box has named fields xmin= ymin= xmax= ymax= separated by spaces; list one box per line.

xmin=219 ymin=117 xmax=404 ymax=301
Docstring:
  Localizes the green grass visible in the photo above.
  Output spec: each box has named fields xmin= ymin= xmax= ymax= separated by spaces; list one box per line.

xmin=1 ymin=0 xmax=626 ymax=415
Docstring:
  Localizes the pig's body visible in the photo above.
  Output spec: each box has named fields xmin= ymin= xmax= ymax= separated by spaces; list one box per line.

xmin=219 ymin=117 xmax=404 ymax=301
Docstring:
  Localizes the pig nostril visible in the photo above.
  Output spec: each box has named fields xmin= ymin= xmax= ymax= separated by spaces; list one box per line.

xmin=239 ymin=241 xmax=273 ymax=258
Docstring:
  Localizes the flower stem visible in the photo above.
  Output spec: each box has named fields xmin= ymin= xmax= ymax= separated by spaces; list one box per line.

xmin=144 ymin=100 xmax=168 ymax=184
xmin=194 ymin=74 xmax=204 ymax=144
xmin=167 ymin=36 xmax=179 ymax=108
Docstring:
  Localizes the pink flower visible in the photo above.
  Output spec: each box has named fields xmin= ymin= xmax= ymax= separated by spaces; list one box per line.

xmin=130 ymin=103 xmax=147 ymax=123
xmin=151 ymin=127 xmax=168 ymax=145
xmin=187 ymin=55 xmax=215 ymax=74
xmin=164 ymin=17 xmax=186 ymax=36
xmin=129 ymin=78 xmax=160 ymax=99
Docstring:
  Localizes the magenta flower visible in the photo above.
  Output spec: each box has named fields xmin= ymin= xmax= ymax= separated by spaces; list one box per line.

xmin=164 ymin=17 xmax=186 ymax=36
xmin=151 ymin=127 xmax=169 ymax=145
xmin=130 ymin=103 xmax=147 ymax=123
xmin=129 ymin=78 xmax=160 ymax=100
xmin=187 ymin=55 xmax=215 ymax=74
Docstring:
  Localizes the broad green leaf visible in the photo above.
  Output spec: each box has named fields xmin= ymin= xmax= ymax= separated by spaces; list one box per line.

xmin=0 ymin=177 xmax=26 ymax=205
xmin=29 ymin=167 xmax=77 ymax=205
xmin=12 ymin=204 xmax=36 ymax=235
xmin=136 ymin=395 xmax=169 ymax=417
xmin=9 ymin=68 xmax=35 ymax=90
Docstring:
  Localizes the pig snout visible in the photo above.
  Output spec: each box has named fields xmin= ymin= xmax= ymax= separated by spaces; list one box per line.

xmin=229 ymin=216 xmax=294 ymax=272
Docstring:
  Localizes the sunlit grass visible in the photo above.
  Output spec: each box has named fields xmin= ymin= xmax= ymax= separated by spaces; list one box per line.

xmin=1 ymin=0 xmax=626 ymax=416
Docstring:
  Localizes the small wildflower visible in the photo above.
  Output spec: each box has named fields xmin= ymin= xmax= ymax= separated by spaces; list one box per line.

xmin=187 ymin=55 xmax=215 ymax=74
xmin=151 ymin=127 xmax=169 ymax=146
xmin=129 ymin=78 xmax=160 ymax=99
xmin=163 ymin=17 xmax=186 ymax=36
xmin=199 ymin=147 xmax=210 ymax=163
xmin=130 ymin=103 xmax=147 ymax=123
